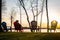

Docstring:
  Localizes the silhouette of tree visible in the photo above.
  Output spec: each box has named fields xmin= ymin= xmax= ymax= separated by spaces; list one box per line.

xmin=10 ymin=8 xmax=16 ymax=31
xmin=35 ymin=0 xmax=38 ymax=21
xmin=40 ymin=0 xmax=44 ymax=32
xmin=2 ymin=0 xmax=7 ymax=22
xmin=46 ymin=0 xmax=49 ymax=33
xmin=0 ymin=0 xmax=3 ymax=32
xmin=30 ymin=0 xmax=39 ymax=21
xmin=17 ymin=0 xmax=49 ymax=33
xmin=16 ymin=1 xmax=22 ymax=24
xmin=18 ymin=0 xmax=30 ymax=27
xmin=2 ymin=0 xmax=7 ymax=13
xmin=30 ymin=0 xmax=35 ymax=21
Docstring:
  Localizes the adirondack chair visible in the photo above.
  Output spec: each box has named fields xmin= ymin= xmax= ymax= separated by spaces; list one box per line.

xmin=50 ymin=20 xmax=58 ymax=32
xmin=31 ymin=21 xmax=37 ymax=32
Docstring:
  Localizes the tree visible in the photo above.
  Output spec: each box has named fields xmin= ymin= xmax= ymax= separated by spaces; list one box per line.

xmin=30 ymin=0 xmax=35 ymax=21
xmin=40 ymin=0 xmax=44 ymax=32
xmin=35 ymin=0 xmax=38 ymax=21
xmin=10 ymin=8 xmax=16 ymax=32
xmin=0 ymin=0 xmax=4 ymax=32
xmin=2 ymin=0 xmax=7 ymax=13
xmin=18 ymin=0 xmax=30 ymax=27
xmin=16 ymin=1 xmax=22 ymax=24
xmin=18 ymin=0 xmax=49 ymax=33
xmin=30 ymin=0 xmax=38 ymax=21
xmin=46 ymin=0 xmax=49 ymax=33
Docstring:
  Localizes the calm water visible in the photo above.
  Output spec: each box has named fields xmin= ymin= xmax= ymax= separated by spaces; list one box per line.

xmin=7 ymin=27 xmax=60 ymax=32
xmin=10 ymin=29 xmax=60 ymax=32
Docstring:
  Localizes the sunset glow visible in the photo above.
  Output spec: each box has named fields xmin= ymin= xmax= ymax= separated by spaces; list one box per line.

xmin=2 ymin=0 xmax=60 ymax=28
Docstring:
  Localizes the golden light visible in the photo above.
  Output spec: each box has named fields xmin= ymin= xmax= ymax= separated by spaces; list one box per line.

xmin=53 ymin=20 xmax=57 ymax=24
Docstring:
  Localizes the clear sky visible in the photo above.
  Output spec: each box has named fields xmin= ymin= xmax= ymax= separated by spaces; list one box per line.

xmin=2 ymin=0 xmax=60 ymax=28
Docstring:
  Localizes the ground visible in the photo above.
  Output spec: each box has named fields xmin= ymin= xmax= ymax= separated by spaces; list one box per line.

xmin=0 ymin=32 xmax=60 ymax=40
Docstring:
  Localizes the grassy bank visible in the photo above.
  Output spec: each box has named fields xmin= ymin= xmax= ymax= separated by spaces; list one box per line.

xmin=0 ymin=32 xmax=60 ymax=40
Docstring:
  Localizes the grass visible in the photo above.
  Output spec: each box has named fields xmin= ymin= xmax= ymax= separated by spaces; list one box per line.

xmin=0 ymin=32 xmax=60 ymax=40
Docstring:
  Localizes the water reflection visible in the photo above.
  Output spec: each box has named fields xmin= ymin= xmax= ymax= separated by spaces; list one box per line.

xmin=7 ymin=27 xmax=60 ymax=32
xmin=8 ymin=29 xmax=60 ymax=32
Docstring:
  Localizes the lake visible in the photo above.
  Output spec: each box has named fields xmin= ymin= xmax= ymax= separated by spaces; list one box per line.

xmin=7 ymin=27 xmax=60 ymax=32
xmin=8 ymin=29 xmax=60 ymax=33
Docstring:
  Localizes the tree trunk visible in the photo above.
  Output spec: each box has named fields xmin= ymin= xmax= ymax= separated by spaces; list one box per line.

xmin=0 ymin=0 xmax=3 ymax=32
xmin=20 ymin=5 xmax=21 ymax=24
xmin=46 ymin=0 xmax=49 ymax=33
xmin=23 ymin=6 xmax=30 ymax=27
xmin=19 ymin=0 xmax=30 ymax=27
xmin=40 ymin=0 xmax=44 ymax=32
xmin=31 ymin=1 xmax=35 ymax=21
xmin=11 ymin=16 xmax=12 ymax=32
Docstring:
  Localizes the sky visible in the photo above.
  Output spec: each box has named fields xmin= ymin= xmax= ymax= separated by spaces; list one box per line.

xmin=2 ymin=0 xmax=60 ymax=28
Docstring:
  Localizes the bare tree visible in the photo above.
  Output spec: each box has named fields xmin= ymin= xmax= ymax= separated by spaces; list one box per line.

xmin=39 ymin=0 xmax=44 ymax=32
xmin=10 ymin=8 xmax=16 ymax=32
xmin=18 ymin=0 xmax=30 ymax=27
xmin=16 ymin=1 xmax=22 ymax=24
xmin=2 ymin=0 xmax=7 ymax=13
xmin=46 ymin=0 xmax=49 ymax=33
xmin=1 ymin=0 xmax=7 ymax=32
xmin=30 ymin=0 xmax=35 ymax=21
xmin=18 ymin=0 xmax=49 ymax=33
xmin=30 ymin=0 xmax=38 ymax=21
xmin=36 ymin=0 xmax=38 ymax=21
xmin=0 ymin=0 xmax=3 ymax=32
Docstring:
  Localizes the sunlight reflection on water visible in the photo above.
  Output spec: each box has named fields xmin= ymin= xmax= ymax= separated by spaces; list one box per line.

xmin=11 ymin=29 xmax=60 ymax=32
